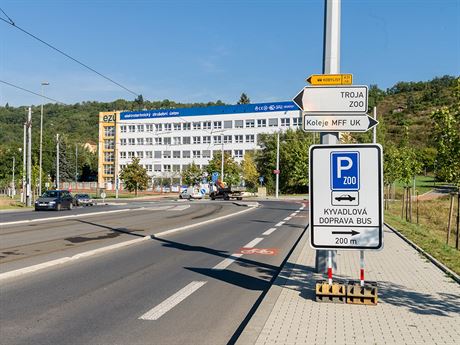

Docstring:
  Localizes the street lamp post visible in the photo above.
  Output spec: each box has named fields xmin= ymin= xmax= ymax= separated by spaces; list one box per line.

xmin=39 ymin=81 xmax=49 ymax=196
xmin=275 ymin=131 xmax=280 ymax=199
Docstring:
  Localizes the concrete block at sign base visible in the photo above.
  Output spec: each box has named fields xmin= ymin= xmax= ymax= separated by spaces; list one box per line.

xmin=346 ymin=280 xmax=378 ymax=305
xmin=315 ymin=280 xmax=346 ymax=303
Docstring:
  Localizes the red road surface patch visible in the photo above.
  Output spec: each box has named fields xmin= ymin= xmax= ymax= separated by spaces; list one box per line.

xmin=239 ymin=248 xmax=279 ymax=255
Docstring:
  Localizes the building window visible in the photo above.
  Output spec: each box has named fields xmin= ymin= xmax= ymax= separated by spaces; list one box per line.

xmin=120 ymin=125 xmax=127 ymax=133
xmin=173 ymin=151 xmax=181 ymax=158
xmin=104 ymin=152 xmax=114 ymax=162
xmin=104 ymin=139 xmax=114 ymax=149
xmin=174 ymin=123 xmax=181 ymax=131
xmin=146 ymin=151 xmax=153 ymax=159
xmin=154 ymin=164 xmax=161 ymax=172
xmin=246 ymin=119 xmax=255 ymax=128
xmin=224 ymin=120 xmax=232 ymax=129
xmin=137 ymin=138 xmax=144 ymax=145
xmin=193 ymin=136 xmax=201 ymax=144
xmin=257 ymin=119 xmax=267 ymax=127
xmin=164 ymin=137 xmax=171 ymax=145
xmin=203 ymin=121 xmax=211 ymax=130
xmin=146 ymin=124 xmax=153 ymax=132
xmin=137 ymin=151 xmax=144 ymax=158
xmin=223 ymin=135 xmax=232 ymax=144
xmin=137 ymin=125 xmax=144 ymax=132
xmin=213 ymin=121 xmax=222 ymax=130
xmin=173 ymin=164 xmax=180 ymax=172
xmin=155 ymin=137 xmax=162 ymax=145
xmin=281 ymin=118 xmax=290 ymax=126
xmin=128 ymin=125 xmax=135 ymax=133
xmin=234 ymin=150 xmax=243 ymax=158
xmin=120 ymin=151 xmax=127 ymax=159
xmin=193 ymin=150 xmax=201 ymax=158
xmin=120 ymin=138 xmax=127 ymax=146
xmin=119 ymin=164 xmax=126 ymax=171
xmin=173 ymin=137 xmax=181 ymax=145
xmin=183 ymin=122 xmax=191 ymax=130
xmin=104 ymin=165 xmax=114 ymax=175
xmin=193 ymin=122 xmax=201 ymax=130
xmin=202 ymin=150 xmax=211 ymax=158
xmin=235 ymin=135 xmax=243 ymax=143
xmin=154 ymin=151 xmax=161 ymax=159
xmin=128 ymin=138 xmax=135 ymax=145
xmin=164 ymin=123 xmax=172 ymax=131
xmin=246 ymin=134 xmax=255 ymax=143
xmin=146 ymin=164 xmax=152 ymax=172
xmin=104 ymin=126 xmax=115 ymax=136
xmin=155 ymin=124 xmax=162 ymax=132
xmin=293 ymin=117 xmax=302 ymax=126
xmin=128 ymin=151 xmax=135 ymax=158
xmin=182 ymin=164 xmax=190 ymax=171
xmin=183 ymin=137 xmax=191 ymax=145
xmin=203 ymin=136 xmax=211 ymax=144
xmin=146 ymin=137 xmax=153 ymax=145
xmin=164 ymin=164 xmax=171 ymax=172
xmin=213 ymin=135 xmax=222 ymax=144
xmin=182 ymin=150 xmax=191 ymax=158
xmin=269 ymin=118 xmax=278 ymax=127
xmin=163 ymin=151 xmax=171 ymax=158
xmin=234 ymin=120 xmax=244 ymax=128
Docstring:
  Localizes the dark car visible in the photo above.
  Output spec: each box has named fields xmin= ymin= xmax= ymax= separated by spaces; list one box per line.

xmin=35 ymin=190 xmax=74 ymax=211
xmin=74 ymin=193 xmax=93 ymax=206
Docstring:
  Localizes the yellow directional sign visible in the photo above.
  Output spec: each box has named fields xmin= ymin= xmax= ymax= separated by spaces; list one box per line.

xmin=306 ymin=74 xmax=353 ymax=85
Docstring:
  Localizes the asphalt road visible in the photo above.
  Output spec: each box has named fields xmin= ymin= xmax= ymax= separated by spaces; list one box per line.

xmin=0 ymin=200 xmax=308 ymax=345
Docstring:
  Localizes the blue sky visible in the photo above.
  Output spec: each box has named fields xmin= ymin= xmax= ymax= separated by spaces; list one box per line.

xmin=1 ymin=0 xmax=459 ymax=107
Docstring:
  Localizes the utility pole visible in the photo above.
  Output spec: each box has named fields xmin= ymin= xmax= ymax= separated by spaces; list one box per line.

xmin=22 ymin=123 xmax=26 ymax=203
xmin=26 ymin=107 xmax=32 ymax=207
xmin=56 ymin=133 xmax=60 ymax=189
xmin=316 ymin=0 xmax=340 ymax=273
xmin=39 ymin=81 xmax=49 ymax=196
xmin=276 ymin=131 xmax=280 ymax=199
xmin=221 ymin=134 xmax=224 ymax=182
xmin=75 ymin=144 xmax=78 ymax=183
xmin=12 ymin=156 xmax=15 ymax=198
xmin=114 ymin=114 xmax=119 ymax=199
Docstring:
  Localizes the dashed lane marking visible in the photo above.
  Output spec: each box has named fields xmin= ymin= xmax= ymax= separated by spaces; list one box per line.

xmin=244 ymin=237 xmax=264 ymax=248
xmin=275 ymin=221 xmax=285 ymax=227
xmin=283 ymin=216 xmax=292 ymax=221
xmin=139 ymin=281 xmax=207 ymax=321
xmin=262 ymin=227 xmax=277 ymax=236
xmin=212 ymin=254 xmax=243 ymax=270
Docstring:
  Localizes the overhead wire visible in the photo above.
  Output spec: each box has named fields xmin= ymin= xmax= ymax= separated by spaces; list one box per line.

xmin=0 ymin=80 xmax=66 ymax=104
xmin=0 ymin=8 xmax=140 ymax=98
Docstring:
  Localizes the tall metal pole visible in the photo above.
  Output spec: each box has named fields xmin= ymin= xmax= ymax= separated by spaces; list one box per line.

xmin=114 ymin=114 xmax=119 ymax=199
xmin=12 ymin=156 xmax=15 ymax=198
xmin=276 ymin=131 xmax=280 ymax=199
xmin=26 ymin=107 xmax=32 ymax=207
xmin=221 ymin=134 xmax=224 ymax=182
xmin=22 ymin=123 xmax=26 ymax=203
xmin=316 ymin=0 xmax=340 ymax=273
xmin=373 ymin=107 xmax=377 ymax=144
xmin=56 ymin=133 xmax=60 ymax=189
xmin=39 ymin=81 xmax=49 ymax=196
xmin=75 ymin=144 xmax=78 ymax=183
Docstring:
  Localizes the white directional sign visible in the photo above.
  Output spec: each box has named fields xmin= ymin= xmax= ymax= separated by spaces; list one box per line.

xmin=303 ymin=114 xmax=379 ymax=132
xmin=309 ymin=144 xmax=383 ymax=250
xmin=293 ymin=85 xmax=368 ymax=114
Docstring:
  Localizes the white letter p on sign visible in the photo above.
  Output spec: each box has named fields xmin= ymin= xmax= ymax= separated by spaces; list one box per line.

xmin=337 ymin=157 xmax=353 ymax=178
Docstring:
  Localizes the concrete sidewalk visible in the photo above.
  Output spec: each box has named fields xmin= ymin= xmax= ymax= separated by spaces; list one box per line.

xmin=238 ymin=226 xmax=460 ymax=345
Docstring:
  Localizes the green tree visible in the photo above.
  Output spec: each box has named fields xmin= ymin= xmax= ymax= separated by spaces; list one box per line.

xmin=237 ymin=93 xmax=250 ymax=104
xmin=119 ymin=157 xmax=149 ymax=196
xmin=241 ymin=152 xmax=259 ymax=190
xmin=181 ymin=162 xmax=202 ymax=186
xmin=206 ymin=152 xmax=241 ymax=186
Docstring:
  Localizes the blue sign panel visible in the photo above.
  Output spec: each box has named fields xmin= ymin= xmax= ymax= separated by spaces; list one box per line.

xmin=120 ymin=101 xmax=298 ymax=120
xmin=211 ymin=172 xmax=219 ymax=183
xmin=330 ymin=151 xmax=360 ymax=191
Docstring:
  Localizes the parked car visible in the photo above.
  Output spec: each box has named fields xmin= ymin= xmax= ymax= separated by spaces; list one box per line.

xmin=179 ymin=188 xmax=204 ymax=200
xmin=35 ymin=190 xmax=74 ymax=211
xmin=74 ymin=193 xmax=94 ymax=206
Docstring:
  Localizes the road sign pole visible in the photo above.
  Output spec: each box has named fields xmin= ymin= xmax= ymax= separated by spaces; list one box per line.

xmin=373 ymin=106 xmax=377 ymax=143
xmin=276 ymin=131 xmax=280 ymax=199
xmin=360 ymin=250 xmax=365 ymax=287
xmin=316 ymin=0 xmax=340 ymax=274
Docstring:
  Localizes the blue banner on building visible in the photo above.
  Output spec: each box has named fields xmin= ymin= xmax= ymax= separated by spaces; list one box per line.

xmin=120 ymin=101 xmax=298 ymax=120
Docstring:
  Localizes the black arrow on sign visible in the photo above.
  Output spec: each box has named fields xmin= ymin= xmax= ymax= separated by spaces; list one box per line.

xmin=367 ymin=116 xmax=379 ymax=130
xmin=332 ymin=230 xmax=360 ymax=236
xmin=293 ymin=89 xmax=304 ymax=111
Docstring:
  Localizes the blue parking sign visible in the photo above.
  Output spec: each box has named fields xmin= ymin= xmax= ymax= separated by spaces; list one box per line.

xmin=330 ymin=151 xmax=360 ymax=191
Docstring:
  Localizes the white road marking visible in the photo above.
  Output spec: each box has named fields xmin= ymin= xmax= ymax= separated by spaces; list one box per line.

xmin=275 ymin=221 xmax=285 ymax=227
xmin=290 ymin=212 xmax=297 ymax=217
xmin=262 ymin=227 xmax=277 ymax=236
xmin=139 ymin=281 xmax=207 ymax=321
xmin=244 ymin=237 xmax=264 ymax=248
xmin=283 ymin=216 xmax=292 ymax=221
xmin=212 ymin=254 xmax=243 ymax=270
xmin=167 ymin=205 xmax=191 ymax=211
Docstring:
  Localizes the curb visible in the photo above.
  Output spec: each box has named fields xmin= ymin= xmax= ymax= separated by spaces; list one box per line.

xmin=0 ymin=204 xmax=258 ymax=281
xmin=385 ymin=222 xmax=460 ymax=284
